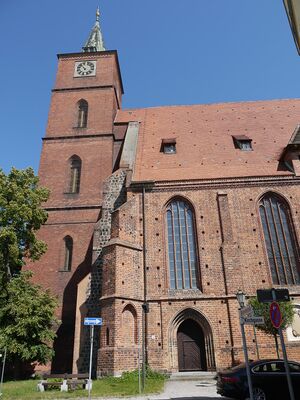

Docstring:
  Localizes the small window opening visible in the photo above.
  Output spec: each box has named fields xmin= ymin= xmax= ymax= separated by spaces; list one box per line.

xmin=161 ymin=139 xmax=176 ymax=154
xmin=106 ymin=327 xmax=110 ymax=346
xmin=69 ymin=156 xmax=81 ymax=193
xmin=77 ymin=100 xmax=88 ymax=128
xmin=63 ymin=236 xmax=73 ymax=271
xmin=232 ymin=135 xmax=252 ymax=151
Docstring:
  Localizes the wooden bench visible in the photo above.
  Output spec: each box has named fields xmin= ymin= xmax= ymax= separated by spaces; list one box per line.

xmin=37 ymin=373 xmax=90 ymax=392
xmin=66 ymin=373 xmax=90 ymax=390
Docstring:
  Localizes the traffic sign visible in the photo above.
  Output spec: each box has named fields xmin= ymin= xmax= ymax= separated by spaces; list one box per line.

xmin=257 ymin=288 xmax=290 ymax=303
xmin=84 ymin=317 xmax=102 ymax=326
xmin=240 ymin=305 xmax=254 ymax=319
xmin=243 ymin=316 xmax=265 ymax=326
xmin=270 ymin=302 xmax=282 ymax=329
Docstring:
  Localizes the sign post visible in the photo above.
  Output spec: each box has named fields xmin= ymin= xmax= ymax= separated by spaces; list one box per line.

xmin=239 ymin=311 xmax=254 ymax=400
xmin=269 ymin=299 xmax=295 ymax=400
xmin=84 ymin=317 xmax=103 ymax=400
xmin=257 ymin=289 xmax=294 ymax=400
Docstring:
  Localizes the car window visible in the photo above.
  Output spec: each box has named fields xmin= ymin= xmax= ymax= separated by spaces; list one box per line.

xmin=253 ymin=363 xmax=272 ymax=372
xmin=289 ymin=363 xmax=300 ymax=372
xmin=253 ymin=362 xmax=286 ymax=373
xmin=253 ymin=363 xmax=268 ymax=372
xmin=270 ymin=362 xmax=285 ymax=372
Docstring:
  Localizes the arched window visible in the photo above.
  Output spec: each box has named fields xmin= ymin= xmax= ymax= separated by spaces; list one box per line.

xmin=69 ymin=156 xmax=81 ymax=193
xmin=63 ymin=236 xmax=73 ymax=271
xmin=166 ymin=199 xmax=199 ymax=289
xmin=77 ymin=99 xmax=88 ymax=128
xmin=259 ymin=193 xmax=300 ymax=285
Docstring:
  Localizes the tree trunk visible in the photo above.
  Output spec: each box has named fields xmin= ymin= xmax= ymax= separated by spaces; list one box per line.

xmin=12 ymin=359 xmax=22 ymax=380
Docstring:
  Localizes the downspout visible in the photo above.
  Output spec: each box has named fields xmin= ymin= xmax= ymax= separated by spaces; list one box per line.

xmin=141 ymin=186 xmax=149 ymax=387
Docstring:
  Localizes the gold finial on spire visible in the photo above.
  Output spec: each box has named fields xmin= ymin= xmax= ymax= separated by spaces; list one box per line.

xmin=96 ymin=6 xmax=100 ymax=21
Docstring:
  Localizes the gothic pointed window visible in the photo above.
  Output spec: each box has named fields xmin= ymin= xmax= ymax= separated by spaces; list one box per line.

xmin=69 ymin=156 xmax=81 ymax=193
xmin=166 ymin=199 xmax=199 ymax=289
xmin=63 ymin=236 xmax=73 ymax=271
xmin=77 ymin=99 xmax=88 ymax=128
xmin=259 ymin=193 xmax=300 ymax=285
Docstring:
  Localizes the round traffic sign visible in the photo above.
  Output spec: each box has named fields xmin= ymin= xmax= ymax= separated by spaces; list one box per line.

xmin=270 ymin=301 xmax=282 ymax=329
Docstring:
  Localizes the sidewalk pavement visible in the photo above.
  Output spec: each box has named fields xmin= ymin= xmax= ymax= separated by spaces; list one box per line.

xmin=80 ymin=379 xmax=229 ymax=400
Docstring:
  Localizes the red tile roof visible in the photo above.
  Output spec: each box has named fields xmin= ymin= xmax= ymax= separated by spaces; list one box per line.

xmin=115 ymin=99 xmax=300 ymax=182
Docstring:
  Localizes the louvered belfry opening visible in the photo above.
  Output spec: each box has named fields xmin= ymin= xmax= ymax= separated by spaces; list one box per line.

xmin=69 ymin=156 xmax=82 ymax=193
xmin=77 ymin=100 xmax=88 ymax=128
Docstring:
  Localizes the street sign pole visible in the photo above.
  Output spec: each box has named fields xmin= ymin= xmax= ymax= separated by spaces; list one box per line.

xmin=88 ymin=325 xmax=94 ymax=400
xmin=270 ymin=291 xmax=295 ymax=400
xmin=83 ymin=317 xmax=102 ymax=400
xmin=278 ymin=328 xmax=295 ymax=400
xmin=252 ymin=326 xmax=260 ymax=359
xmin=137 ymin=319 xmax=141 ymax=394
xmin=0 ymin=348 xmax=7 ymax=397
xmin=239 ymin=313 xmax=254 ymax=400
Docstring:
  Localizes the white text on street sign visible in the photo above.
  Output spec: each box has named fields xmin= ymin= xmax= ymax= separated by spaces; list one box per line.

xmin=84 ymin=317 xmax=103 ymax=326
xmin=243 ymin=316 xmax=265 ymax=325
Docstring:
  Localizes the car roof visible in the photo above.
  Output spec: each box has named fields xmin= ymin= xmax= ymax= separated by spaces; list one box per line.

xmin=251 ymin=359 xmax=299 ymax=363
xmin=219 ymin=359 xmax=300 ymax=374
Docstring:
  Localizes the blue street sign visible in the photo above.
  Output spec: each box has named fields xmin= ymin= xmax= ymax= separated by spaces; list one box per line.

xmin=84 ymin=317 xmax=102 ymax=326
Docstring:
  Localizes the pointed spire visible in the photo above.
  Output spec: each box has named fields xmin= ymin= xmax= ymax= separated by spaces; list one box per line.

xmin=82 ymin=7 xmax=106 ymax=53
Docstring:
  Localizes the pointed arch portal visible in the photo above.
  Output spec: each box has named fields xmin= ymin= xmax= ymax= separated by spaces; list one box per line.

xmin=169 ymin=308 xmax=215 ymax=371
xmin=177 ymin=319 xmax=206 ymax=371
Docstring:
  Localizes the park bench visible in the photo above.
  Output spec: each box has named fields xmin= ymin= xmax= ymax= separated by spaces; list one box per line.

xmin=37 ymin=373 xmax=90 ymax=392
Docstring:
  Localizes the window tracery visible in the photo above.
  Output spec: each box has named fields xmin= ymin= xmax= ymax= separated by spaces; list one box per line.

xmin=259 ymin=193 xmax=300 ymax=285
xmin=166 ymin=199 xmax=199 ymax=289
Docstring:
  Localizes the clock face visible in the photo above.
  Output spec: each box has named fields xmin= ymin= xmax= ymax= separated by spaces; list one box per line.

xmin=74 ymin=61 xmax=96 ymax=77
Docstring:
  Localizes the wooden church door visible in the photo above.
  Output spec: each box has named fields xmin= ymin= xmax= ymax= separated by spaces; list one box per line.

xmin=177 ymin=319 xmax=207 ymax=371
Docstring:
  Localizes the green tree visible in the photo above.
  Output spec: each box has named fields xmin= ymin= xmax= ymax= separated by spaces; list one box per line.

xmin=0 ymin=167 xmax=49 ymax=287
xmin=249 ymin=297 xmax=294 ymax=357
xmin=0 ymin=271 xmax=57 ymax=377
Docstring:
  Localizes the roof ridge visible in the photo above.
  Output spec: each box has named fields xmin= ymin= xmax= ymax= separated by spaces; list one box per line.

xmin=119 ymin=97 xmax=300 ymax=113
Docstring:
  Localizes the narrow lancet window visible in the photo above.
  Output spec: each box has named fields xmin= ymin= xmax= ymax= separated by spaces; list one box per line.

xmin=63 ymin=236 xmax=73 ymax=271
xmin=77 ymin=100 xmax=88 ymax=128
xmin=259 ymin=193 xmax=300 ymax=285
xmin=106 ymin=328 xmax=110 ymax=346
xmin=69 ymin=156 xmax=81 ymax=193
xmin=166 ymin=199 xmax=199 ymax=289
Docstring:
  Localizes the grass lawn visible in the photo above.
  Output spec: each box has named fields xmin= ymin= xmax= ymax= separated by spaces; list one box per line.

xmin=0 ymin=372 xmax=166 ymax=399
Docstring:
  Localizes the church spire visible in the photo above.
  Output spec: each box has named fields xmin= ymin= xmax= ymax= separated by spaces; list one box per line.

xmin=82 ymin=7 xmax=106 ymax=52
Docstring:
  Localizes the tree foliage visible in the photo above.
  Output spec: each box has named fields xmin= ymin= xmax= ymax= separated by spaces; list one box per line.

xmin=248 ymin=297 xmax=295 ymax=357
xmin=0 ymin=167 xmax=49 ymax=285
xmin=249 ymin=297 xmax=294 ymax=336
xmin=0 ymin=271 xmax=57 ymax=365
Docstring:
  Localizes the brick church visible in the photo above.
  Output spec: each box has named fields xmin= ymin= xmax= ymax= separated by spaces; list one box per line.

xmin=29 ymin=9 xmax=300 ymax=375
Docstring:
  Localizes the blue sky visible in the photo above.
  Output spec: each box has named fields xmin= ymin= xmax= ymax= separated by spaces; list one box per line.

xmin=0 ymin=0 xmax=299 ymax=173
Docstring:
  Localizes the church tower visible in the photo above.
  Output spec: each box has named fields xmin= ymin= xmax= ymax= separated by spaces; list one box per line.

xmin=30 ymin=9 xmax=124 ymax=373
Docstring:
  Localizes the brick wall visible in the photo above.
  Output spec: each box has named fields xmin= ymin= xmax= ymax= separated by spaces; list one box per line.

xmin=94 ymin=180 xmax=300 ymax=374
